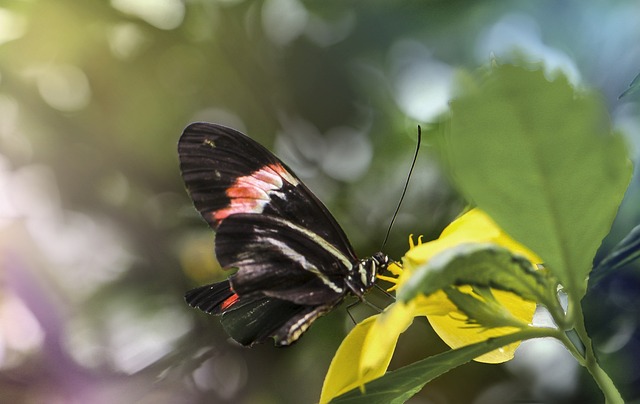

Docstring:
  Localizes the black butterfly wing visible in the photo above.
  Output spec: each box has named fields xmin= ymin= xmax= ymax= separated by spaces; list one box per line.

xmin=220 ymin=298 xmax=334 ymax=346
xmin=179 ymin=123 xmax=360 ymax=345
xmin=178 ymin=122 xmax=356 ymax=261
xmin=217 ymin=214 xmax=352 ymax=305
xmin=185 ymin=280 xmax=330 ymax=346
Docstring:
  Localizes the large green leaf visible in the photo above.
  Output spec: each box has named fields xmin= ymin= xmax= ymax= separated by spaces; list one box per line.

xmin=440 ymin=65 xmax=632 ymax=299
xmin=398 ymin=243 xmax=558 ymax=309
xmin=329 ymin=330 xmax=542 ymax=404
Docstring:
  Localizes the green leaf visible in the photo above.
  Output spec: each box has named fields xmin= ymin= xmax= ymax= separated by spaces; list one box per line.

xmin=443 ymin=286 xmax=528 ymax=329
xmin=589 ymin=224 xmax=640 ymax=289
xmin=619 ymin=71 xmax=640 ymax=99
xmin=440 ymin=64 xmax=632 ymax=299
xmin=329 ymin=329 xmax=544 ymax=404
xmin=398 ymin=243 xmax=557 ymax=307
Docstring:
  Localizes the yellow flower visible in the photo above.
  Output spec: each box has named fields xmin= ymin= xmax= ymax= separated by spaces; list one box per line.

xmin=320 ymin=209 xmax=540 ymax=403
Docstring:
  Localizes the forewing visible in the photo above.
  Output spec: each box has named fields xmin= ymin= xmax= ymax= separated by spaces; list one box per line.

xmin=179 ymin=123 xmax=280 ymax=229
xmin=178 ymin=122 xmax=356 ymax=260
xmin=217 ymin=214 xmax=353 ymax=305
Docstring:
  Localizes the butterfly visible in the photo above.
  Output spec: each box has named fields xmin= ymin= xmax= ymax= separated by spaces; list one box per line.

xmin=178 ymin=122 xmax=389 ymax=346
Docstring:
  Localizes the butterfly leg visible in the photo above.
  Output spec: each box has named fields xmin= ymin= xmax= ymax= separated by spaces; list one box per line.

xmin=345 ymin=297 xmax=384 ymax=326
xmin=374 ymin=283 xmax=396 ymax=300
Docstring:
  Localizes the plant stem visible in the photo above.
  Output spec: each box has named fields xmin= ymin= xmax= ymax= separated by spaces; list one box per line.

xmin=555 ymin=330 xmax=585 ymax=366
xmin=583 ymin=350 xmax=624 ymax=404
xmin=569 ymin=297 xmax=624 ymax=404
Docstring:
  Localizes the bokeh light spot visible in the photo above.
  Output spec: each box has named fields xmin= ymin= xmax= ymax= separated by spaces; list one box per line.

xmin=193 ymin=353 xmax=248 ymax=398
xmin=180 ymin=233 xmax=222 ymax=283
xmin=389 ymin=40 xmax=453 ymax=121
xmin=506 ymin=338 xmax=579 ymax=400
xmin=97 ymin=171 xmax=131 ymax=207
xmin=475 ymin=13 xmax=581 ymax=85
xmin=107 ymin=23 xmax=149 ymax=60
xmin=262 ymin=0 xmax=308 ymax=46
xmin=321 ymin=127 xmax=372 ymax=182
xmin=0 ymin=293 xmax=44 ymax=369
xmin=35 ymin=65 xmax=92 ymax=112
xmin=305 ymin=11 xmax=355 ymax=47
xmin=0 ymin=8 xmax=27 ymax=46
xmin=110 ymin=0 xmax=185 ymax=30
xmin=106 ymin=301 xmax=193 ymax=374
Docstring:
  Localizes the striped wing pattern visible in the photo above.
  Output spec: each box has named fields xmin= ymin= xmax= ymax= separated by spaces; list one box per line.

xmin=179 ymin=123 xmax=367 ymax=346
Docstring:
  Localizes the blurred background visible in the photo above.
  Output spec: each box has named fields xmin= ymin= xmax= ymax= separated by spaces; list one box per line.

xmin=0 ymin=0 xmax=639 ymax=403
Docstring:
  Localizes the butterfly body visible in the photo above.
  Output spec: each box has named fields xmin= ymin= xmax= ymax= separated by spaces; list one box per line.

xmin=179 ymin=122 xmax=388 ymax=346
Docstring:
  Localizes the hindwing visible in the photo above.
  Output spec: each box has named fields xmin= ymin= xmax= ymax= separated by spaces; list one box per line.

xmin=185 ymin=280 xmax=337 ymax=346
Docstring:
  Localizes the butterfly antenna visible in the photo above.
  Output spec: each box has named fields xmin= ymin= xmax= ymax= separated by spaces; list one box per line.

xmin=381 ymin=125 xmax=422 ymax=250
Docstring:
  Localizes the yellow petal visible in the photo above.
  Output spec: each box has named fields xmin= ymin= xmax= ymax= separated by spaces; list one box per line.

xmin=320 ymin=316 xmax=386 ymax=403
xmin=405 ymin=209 xmax=542 ymax=268
xmin=426 ymin=289 xmax=536 ymax=363
xmin=414 ymin=290 xmax=458 ymax=316
xmin=320 ymin=300 xmax=429 ymax=403
xmin=401 ymin=209 xmax=539 ymax=363
xmin=360 ymin=302 xmax=414 ymax=375
xmin=443 ymin=209 xmax=542 ymax=264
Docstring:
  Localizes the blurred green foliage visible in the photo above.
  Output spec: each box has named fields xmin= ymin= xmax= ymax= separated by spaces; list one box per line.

xmin=0 ymin=1 xmax=638 ymax=403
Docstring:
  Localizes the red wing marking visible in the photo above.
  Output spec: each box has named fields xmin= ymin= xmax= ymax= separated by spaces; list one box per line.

xmin=226 ymin=187 xmax=268 ymax=199
xmin=250 ymin=167 xmax=283 ymax=186
xmin=212 ymin=163 xmax=299 ymax=224
xmin=220 ymin=293 xmax=240 ymax=311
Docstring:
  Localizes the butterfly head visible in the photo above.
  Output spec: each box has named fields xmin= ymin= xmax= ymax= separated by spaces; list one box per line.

xmin=346 ymin=252 xmax=389 ymax=297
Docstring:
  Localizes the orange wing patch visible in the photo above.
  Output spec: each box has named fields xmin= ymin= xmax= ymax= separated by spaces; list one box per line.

xmin=212 ymin=163 xmax=297 ymax=224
